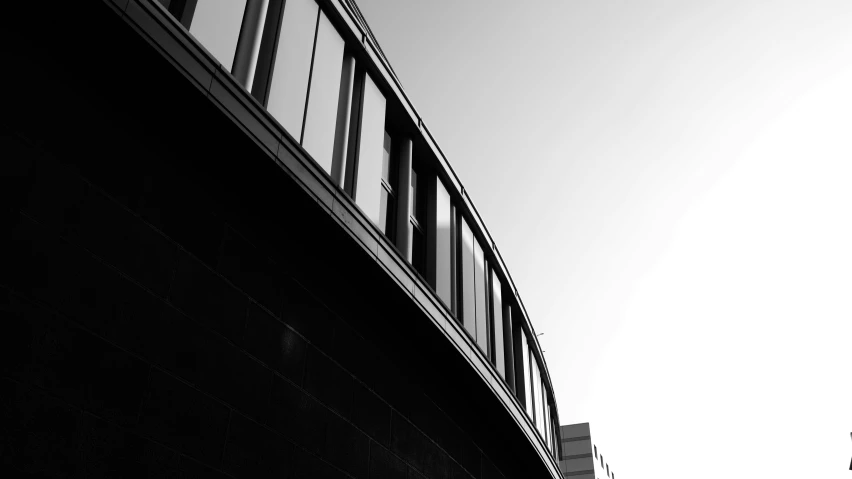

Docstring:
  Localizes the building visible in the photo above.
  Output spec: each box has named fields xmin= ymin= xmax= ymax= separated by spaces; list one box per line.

xmin=2 ymin=0 xmax=564 ymax=477
xmin=558 ymin=423 xmax=617 ymax=479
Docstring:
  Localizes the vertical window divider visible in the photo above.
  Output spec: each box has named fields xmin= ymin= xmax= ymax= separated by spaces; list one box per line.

xmin=455 ymin=210 xmax=463 ymax=321
xmin=331 ymin=52 xmax=356 ymax=186
xmin=232 ymin=0 xmax=270 ymax=91
xmin=449 ymin=202 xmax=457 ymax=315
xmin=343 ymin=68 xmax=365 ymax=197
xmin=486 ymin=264 xmax=494 ymax=363
xmin=394 ymin=138 xmax=413 ymax=260
xmin=299 ymin=7 xmax=322 ymax=144
xmin=251 ymin=0 xmax=287 ymax=106
xmin=503 ymin=287 xmax=515 ymax=391
xmin=425 ymin=168 xmax=438 ymax=289
xmin=529 ymin=337 xmax=537 ymax=428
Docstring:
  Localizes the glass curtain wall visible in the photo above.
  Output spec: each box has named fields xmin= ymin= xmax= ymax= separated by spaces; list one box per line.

xmin=301 ymin=12 xmax=345 ymax=172
xmin=460 ymin=217 xmax=476 ymax=338
xmin=521 ymin=332 xmax=533 ymax=418
xmin=539 ymin=369 xmax=547 ymax=441
xmin=266 ymin=0 xmax=347 ymax=175
xmin=189 ymin=0 xmax=248 ymax=70
xmin=353 ymin=73 xmax=388 ymax=227
xmin=491 ymin=270 xmax=505 ymax=378
xmin=409 ymin=169 xmax=427 ymax=277
xmin=377 ymin=132 xmax=396 ymax=237
xmin=545 ymin=402 xmax=552 ymax=451
xmin=435 ymin=179 xmax=453 ymax=308
xmin=267 ymin=0 xmax=317 ymax=141
xmin=532 ymin=358 xmax=544 ymax=437
xmin=473 ymin=240 xmax=489 ymax=354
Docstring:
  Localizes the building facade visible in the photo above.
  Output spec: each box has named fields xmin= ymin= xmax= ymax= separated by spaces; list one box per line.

xmin=2 ymin=0 xmax=563 ymax=477
xmin=558 ymin=423 xmax=617 ymax=479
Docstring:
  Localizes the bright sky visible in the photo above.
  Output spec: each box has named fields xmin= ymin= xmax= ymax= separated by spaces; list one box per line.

xmin=354 ymin=0 xmax=852 ymax=477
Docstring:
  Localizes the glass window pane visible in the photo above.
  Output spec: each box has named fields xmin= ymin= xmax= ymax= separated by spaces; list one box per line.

xmin=189 ymin=0 xmax=247 ymax=70
xmin=410 ymin=169 xmax=418 ymax=219
xmin=474 ymin=239 xmax=488 ymax=354
xmin=491 ymin=271 xmax=505 ymax=378
xmin=380 ymin=185 xmax=395 ymax=238
xmin=382 ymin=132 xmax=392 ymax=182
xmin=521 ymin=333 xmax=533 ymax=418
xmin=302 ymin=11 xmax=345 ymax=173
xmin=534 ymin=364 xmax=545 ymax=438
xmin=546 ymin=402 xmax=552 ymax=451
xmin=267 ymin=0 xmax=318 ymax=139
xmin=435 ymin=179 xmax=452 ymax=308
xmin=460 ymin=218 xmax=476 ymax=338
xmin=379 ymin=187 xmax=389 ymax=236
xmin=412 ymin=225 xmax=426 ymax=276
xmin=537 ymin=361 xmax=544 ymax=433
xmin=354 ymin=73 xmax=387 ymax=226
xmin=543 ymin=383 xmax=548 ymax=441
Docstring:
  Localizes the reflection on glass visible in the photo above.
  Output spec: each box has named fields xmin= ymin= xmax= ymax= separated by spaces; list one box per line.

xmin=460 ymin=218 xmax=476 ymax=338
xmin=189 ymin=0 xmax=247 ymax=70
xmin=474 ymin=240 xmax=488 ymax=354
xmin=435 ymin=179 xmax=452 ymax=308
xmin=302 ymin=11 xmax=345 ymax=173
xmin=491 ymin=271 xmax=505 ymax=377
xmin=354 ymin=73 xmax=387 ymax=226
xmin=382 ymin=131 xmax=392 ymax=182
xmin=545 ymin=402 xmax=552 ymax=451
xmin=532 ymin=358 xmax=543 ymax=433
xmin=377 ymin=131 xmax=396 ymax=240
xmin=535 ymin=364 xmax=545 ymax=438
xmin=412 ymin=223 xmax=426 ymax=276
xmin=379 ymin=187 xmax=389 ymax=235
xmin=267 ymin=0 xmax=318 ymax=139
xmin=521 ymin=333 xmax=533 ymax=418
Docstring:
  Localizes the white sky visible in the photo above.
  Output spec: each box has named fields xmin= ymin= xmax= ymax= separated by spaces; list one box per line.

xmin=354 ymin=0 xmax=852 ymax=477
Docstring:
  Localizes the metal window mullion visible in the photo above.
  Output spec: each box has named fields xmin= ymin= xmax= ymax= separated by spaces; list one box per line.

xmin=232 ymin=0 xmax=270 ymax=91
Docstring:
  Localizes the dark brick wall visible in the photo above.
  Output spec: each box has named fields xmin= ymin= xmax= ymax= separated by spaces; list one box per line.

xmin=1 ymin=125 xmax=513 ymax=479
xmin=0 ymin=1 xmax=550 ymax=478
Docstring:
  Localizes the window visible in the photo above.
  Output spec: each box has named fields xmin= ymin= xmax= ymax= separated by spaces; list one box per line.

xmin=531 ymin=358 xmax=544 ymax=436
xmin=188 ymin=0 xmax=248 ymax=70
xmin=544 ymin=401 xmax=551 ymax=451
xmin=473 ymin=239 xmax=488 ymax=353
xmin=606 ymin=464 xmax=609 ymax=477
xmin=409 ymin=168 xmax=427 ymax=278
xmin=503 ymin=302 xmax=516 ymax=392
xmin=434 ymin=178 xmax=453 ymax=308
xmin=352 ymin=72 xmax=388 ymax=226
xmin=512 ymin=316 xmax=525 ymax=400
xmin=301 ymin=10 xmax=346 ymax=172
xmin=521 ymin=332 xmax=533 ymax=418
xmin=491 ymin=270 xmax=505 ymax=377
xmin=267 ymin=0 xmax=318 ymax=139
xmin=595 ymin=445 xmax=598 ymax=458
xmin=459 ymin=217 xmax=476 ymax=338
xmin=539 ymin=378 xmax=546 ymax=441
xmin=377 ymin=132 xmax=397 ymax=238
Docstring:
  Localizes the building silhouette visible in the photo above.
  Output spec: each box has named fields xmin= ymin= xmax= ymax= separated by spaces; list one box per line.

xmin=558 ymin=423 xmax=617 ymax=479
xmin=2 ymin=0 xmax=564 ymax=477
